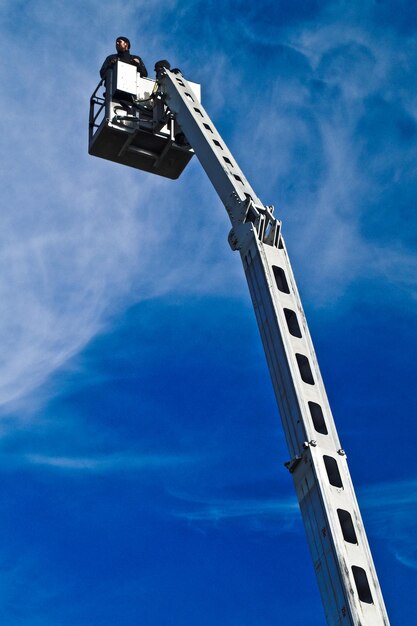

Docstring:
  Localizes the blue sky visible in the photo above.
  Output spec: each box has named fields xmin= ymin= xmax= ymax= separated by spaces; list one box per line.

xmin=1 ymin=0 xmax=417 ymax=624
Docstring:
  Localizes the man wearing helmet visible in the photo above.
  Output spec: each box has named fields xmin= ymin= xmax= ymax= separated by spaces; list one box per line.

xmin=100 ymin=36 xmax=148 ymax=79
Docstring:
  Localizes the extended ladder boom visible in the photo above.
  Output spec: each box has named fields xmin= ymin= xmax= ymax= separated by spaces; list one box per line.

xmin=156 ymin=67 xmax=389 ymax=626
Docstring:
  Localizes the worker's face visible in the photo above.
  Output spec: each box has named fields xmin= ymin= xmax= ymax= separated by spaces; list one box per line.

xmin=116 ymin=38 xmax=129 ymax=52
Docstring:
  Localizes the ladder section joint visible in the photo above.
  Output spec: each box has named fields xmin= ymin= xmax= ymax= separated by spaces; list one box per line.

xmin=228 ymin=199 xmax=282 ymax=252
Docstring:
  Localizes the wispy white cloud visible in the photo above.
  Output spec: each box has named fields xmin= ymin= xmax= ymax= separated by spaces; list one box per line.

xmin=0 ymin=550 xmax=65 ymax=626
xmin=0 ymin=1 xmax=242 ymax=412
xmin=168 ymin=482 xmax=301 ymax=534
xmin=169 ymin=475 xmax=417 ymax=563
xmin=359 ymin=478 xmax=417 ymax=571
xmin=174 ymin=495 xmax=299 ymax=526
xmin=0 ymin=450 xmax=193 ymax=473
xmin=232 ymin=16 xmax=417 ymax=305
xmin=362 ymin=478 xmax=417 ymax=508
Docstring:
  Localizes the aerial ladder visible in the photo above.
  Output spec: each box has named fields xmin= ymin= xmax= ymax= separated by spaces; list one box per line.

xmin=89 ymin=60 xmax=390 ymax=626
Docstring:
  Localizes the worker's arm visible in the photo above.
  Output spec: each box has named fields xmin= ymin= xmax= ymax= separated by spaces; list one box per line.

xmin=99 ymin=54 xmax=117 ymax=79
xmin=132 ymin=56 xmax=148 ymax=78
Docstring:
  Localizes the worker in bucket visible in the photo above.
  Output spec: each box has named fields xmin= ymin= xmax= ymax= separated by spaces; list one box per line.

xmin=100 ymin=36 xmax=148 ymax=79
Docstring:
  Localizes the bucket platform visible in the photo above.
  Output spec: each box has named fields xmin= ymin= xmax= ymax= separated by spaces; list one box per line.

xmin=89 ymin=62 xmax=198 ymax=179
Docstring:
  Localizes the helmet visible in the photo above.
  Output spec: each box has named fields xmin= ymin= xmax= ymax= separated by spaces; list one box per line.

xmin=154 ymin=59 xmax=171 ymax=72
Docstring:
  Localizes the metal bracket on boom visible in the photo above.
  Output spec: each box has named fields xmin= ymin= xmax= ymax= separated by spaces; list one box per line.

xmin=228 ymin=198 xmax=281 ymax=251
xmin=284 ymin=454 xmax=303 ymax=474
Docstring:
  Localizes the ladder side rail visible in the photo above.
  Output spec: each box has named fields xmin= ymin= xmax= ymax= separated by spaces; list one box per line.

xmin=157 ymin=68 xmax=390 ymax=626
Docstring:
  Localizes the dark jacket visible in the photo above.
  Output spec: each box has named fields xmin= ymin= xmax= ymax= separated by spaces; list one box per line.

xmin=100 ymin=51 xmax=148 ymax=79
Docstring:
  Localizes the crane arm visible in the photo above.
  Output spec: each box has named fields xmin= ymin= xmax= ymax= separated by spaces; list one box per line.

xmin=155 ymin=67 xmax=390 ymax=626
